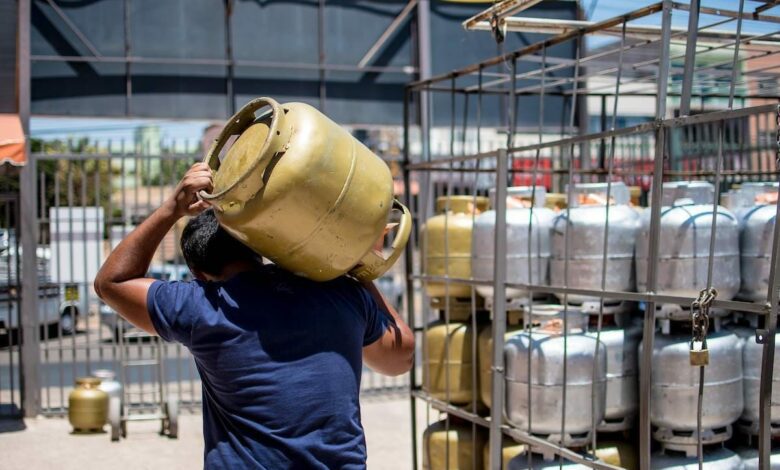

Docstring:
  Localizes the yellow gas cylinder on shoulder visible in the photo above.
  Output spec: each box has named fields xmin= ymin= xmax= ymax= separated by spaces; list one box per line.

xmin=482 ymin=439 xmax=528 ymax=470
xmin=200 ymin=97 xmax=411 ymax=282
xmin=68 ymin=377 xmax=109 ymax=432
xmin=422 ymin=196 xmax=489 ymax=300
xmin=423 ymin=418 xmax=487 ymax=470
xmin=423 ymin=309 xmax=477 ymax=405
xmin=478 ymin=311 xmax=524 ymax=409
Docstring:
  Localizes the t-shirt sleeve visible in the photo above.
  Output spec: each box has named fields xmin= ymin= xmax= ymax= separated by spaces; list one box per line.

xmin=146 ymin=280 xmax=199 ymax=346
xmin=358 ymin=284 xmax=392 ymax=347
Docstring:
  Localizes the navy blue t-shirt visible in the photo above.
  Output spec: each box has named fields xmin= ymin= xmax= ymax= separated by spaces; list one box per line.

xmin=146 ymin=265 xmax=389 ymax=469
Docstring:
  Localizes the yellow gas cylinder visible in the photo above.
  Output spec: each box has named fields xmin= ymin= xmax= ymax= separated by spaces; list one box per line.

xmin=482 ymin=439 xmax=527 ymax=470
xmin=594 ymin=441 xmax=637 ymax=470
xmin=628 ymin=186 xmax=642 ymax=207
xmin=423 ymin=310 xmax=476 ymax=404
xmin=68 ymin=377 xmax=109 ymax=432
xmin=200 ymin=97 xmax=411 ymax=282
xmin=478 ymin=311 xmax=524 ymax=408
xmin=545 ymin=193 xmax=567 ymax=211
xmin=422 ymin=196 xmax=489 ymax=299
xmin=423 ymin=418 xmax=487 ymax=470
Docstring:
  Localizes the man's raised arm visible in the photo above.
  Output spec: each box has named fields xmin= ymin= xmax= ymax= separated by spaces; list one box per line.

xmin=93 ymin=162 xmax=212 ymax=334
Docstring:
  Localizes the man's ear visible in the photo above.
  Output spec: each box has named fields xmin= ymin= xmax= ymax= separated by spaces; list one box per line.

xmin=192 ymin=269 xmax=211 ymax=282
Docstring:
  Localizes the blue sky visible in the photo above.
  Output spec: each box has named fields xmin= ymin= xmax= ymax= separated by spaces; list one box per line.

xmin=31 ymin=0 xmax=780 ymax=142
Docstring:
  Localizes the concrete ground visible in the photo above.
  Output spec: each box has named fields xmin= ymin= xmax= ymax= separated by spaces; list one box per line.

xmin=0 ymin=394 xmax=424 ymax=469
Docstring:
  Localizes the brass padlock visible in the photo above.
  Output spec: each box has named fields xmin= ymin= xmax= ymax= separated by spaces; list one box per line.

xmin=690 ymin=341 xmax=709 ymax=366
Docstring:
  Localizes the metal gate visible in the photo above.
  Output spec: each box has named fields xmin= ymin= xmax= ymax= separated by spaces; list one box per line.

xmin=9 ymin=144 xmax=406 ymax=416
xmin=0 ymin=189 xmax=22 ymax=417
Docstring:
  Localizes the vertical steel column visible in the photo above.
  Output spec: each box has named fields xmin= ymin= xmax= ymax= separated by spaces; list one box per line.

xmin=679 ymin=0 xmax=700 ymax=117
xmin=123 ymin=0 xmax=132 ymax=115
xmin=402 ymin=88 xmax=418 ymax=470
xmin=758 ymin=104 xmax=780 ymax=469
xmin=639 ymin=2 xmax=673 ymax=468
xmin=318 ymin=0 xmax=326 ymax=112
xmin=416 ymin=0 xmax=434 ymax=229
xmin=18 ymin=0 xmax=41 ymax=418
xmin=488 ymin=148 xmax=508 ymax=470
xmin=224 ymin=0 xmax=235 ymax=115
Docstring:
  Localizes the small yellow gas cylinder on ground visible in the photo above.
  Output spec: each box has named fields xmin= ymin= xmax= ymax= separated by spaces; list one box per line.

xmin=423 ymin=310 xmax=477 ymax=405
xmin=482 ymin=438 xmax=528 ymax=470
xmin=68 ymin=377 xmax=109 ymax=432
xmin=422 ymin=196 xmax=489 ymax=300
xmin=200 ymin=97 xmax=411 ymax=282
xmin=423 ymin=417 xmax=487 ymax=470
xmin=478 ymin=311 xmax=524 ymax=409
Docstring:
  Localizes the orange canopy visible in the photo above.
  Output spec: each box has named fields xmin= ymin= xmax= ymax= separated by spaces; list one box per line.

xmin=0 ymin=114 xmax=26 ymax=166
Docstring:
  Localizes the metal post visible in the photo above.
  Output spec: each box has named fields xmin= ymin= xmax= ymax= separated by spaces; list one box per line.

xmin=488 ymin=149 xmax=508 ymax=470
xmin=317 ymin=0 xmax=326 ymax=112
xmin=758 ymin=104 xmax=780 ymax=469
xmin=18 ymin=0 xmax=41 ymax=418
xmin=639 ymin=1 xmax=673 ymax=468
xmin=402 ymin=88 xmax=418 ymax=470
xmin=225 ymin=0 xmax=235 ymax=115
xmin=416 ymin=0 xmax=433 ymax=220
xmin=679 ymin=0 xmax=700 ymax=116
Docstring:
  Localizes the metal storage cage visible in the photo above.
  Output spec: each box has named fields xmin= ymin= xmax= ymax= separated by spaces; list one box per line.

xmin=402 ymin=1 xmax=780 ymax=469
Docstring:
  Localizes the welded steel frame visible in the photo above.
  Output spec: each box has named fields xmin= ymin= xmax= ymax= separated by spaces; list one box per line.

xmin=28 ymin=0 xmax=419 ymax=118
xmin=403 ymin=1 xmax=780 ymax=469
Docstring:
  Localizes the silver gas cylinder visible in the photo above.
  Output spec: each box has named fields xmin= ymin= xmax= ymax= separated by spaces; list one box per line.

xmin=550 ymin=182 xmax=640 ymax=304
xmin=641 ymin=327 xmax=743 ymax=450
xmin=636 ymin=181 xmax=741 ymax=301
xmin=738 ymin=325 xmax=780 ymax=435
xmin=726 ymin=182 xmax=778 ymax=302
xmin=504 ymin=305 xmax=607 ymax=443
xmin=92 ymin=369 xmax=122 ymax=403
xmin=505 ymin=453 xmax=590 ymax=469
xmin=739 ymin=447 xmax=780 ymax=469
xmin=585 ymin=313 xmax=641 ymax=432
xmin=650 ymin=448 xmax=743 ymax=469
xmin=472 ymin=187 xmax=555 ymax=300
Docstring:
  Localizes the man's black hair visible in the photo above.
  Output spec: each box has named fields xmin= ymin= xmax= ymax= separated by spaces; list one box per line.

xmin=180 ymin=209 xmax=259 ymax=277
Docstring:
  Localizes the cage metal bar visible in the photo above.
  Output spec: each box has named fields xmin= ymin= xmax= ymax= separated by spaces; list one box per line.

xmin=758 ymin=105 xmax=780 ymax=468
xmin=488 ymin=149 xmax=509 ymax=469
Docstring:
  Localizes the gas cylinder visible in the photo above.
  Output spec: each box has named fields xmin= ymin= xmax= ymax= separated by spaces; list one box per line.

xmin=641 ymin=327 xmax=743 ymax=446
xmin=650 ymin=448 xmax=742 ymax=469
xmin=423 ymin=196 xmax=490 ymax=300
xmin=740 ymin=327 xmax=780 ymax=434
xmin=595 ymin=440 xmax=638 ymax=470
xmin=478 ymin=311 xmax=524 ymax=408
xmin=68 ymin=377 xmax=109 ymax=432
xmin=504 ymin=305 xmax=607 ymax=441
xmin=482 ymin=439 xmax=527 ymax=470
xmin=585 ymin=314 xmax=641 ymax=432
xmin=423 ymin=418 xmax=486 ymax=470
xmin=727 ymin=182 xmax=778 ymax=301
xmin=472 ymin=187 xmax=555 ymax=300
xmin=423 ymin=310 xmax=477 ymax=405
xmin=200 ymin=97 xmax=412 ymax=282
xmin=739 ymin=447 xmax=780 ymax=469
xmin=636 ymin=181 xmax=740 ymax=300
xmin=505 ymin=453 xmax=590 ymax=469
xmin=550 ymin=182 xmax=640 ymax=304
xmin=92 ymin=369 xmax=122 ymax=404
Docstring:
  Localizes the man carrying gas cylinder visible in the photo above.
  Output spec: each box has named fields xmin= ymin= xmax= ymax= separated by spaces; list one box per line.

xmin=94 ymin=161 xmax=415 ymax=469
